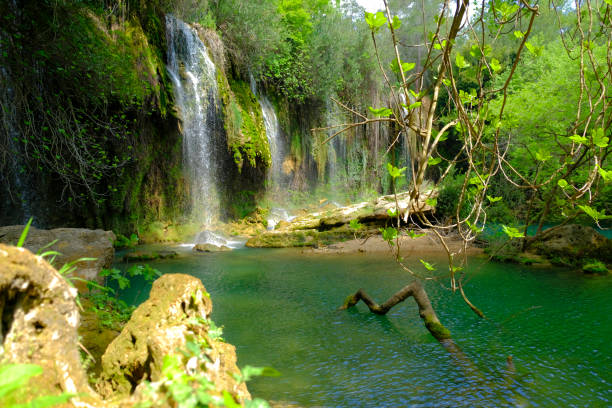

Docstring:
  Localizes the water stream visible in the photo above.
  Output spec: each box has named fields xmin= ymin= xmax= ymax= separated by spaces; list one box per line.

xmin=166 ymin=15 xmax=221 ymax=225
xmin=119 ymin=249 xmax=612 ymax=407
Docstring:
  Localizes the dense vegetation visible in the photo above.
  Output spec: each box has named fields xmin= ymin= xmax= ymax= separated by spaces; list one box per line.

xmin=0 ymin=0 xmax=610 ymax=236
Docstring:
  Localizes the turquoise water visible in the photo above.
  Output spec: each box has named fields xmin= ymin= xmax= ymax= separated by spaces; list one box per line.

xmin=119 ymin=248 xmax=612 ymax=407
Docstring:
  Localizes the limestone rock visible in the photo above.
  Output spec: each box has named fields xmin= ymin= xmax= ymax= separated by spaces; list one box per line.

xmin=98 ymin=274 xmax=250 ymax=402
xmin=246 ymin=190 xmax=435 ymax=248
xmin=122 ymin=250 xmax=178 ymax=262
xmin=194 ymin=243 xmax=232 ymax=252
xmin=526 ymin=224 xmax=612 ymax=263
xmin=0 ymin=225 xmax=115 ymax=284
xmin=0 ymin=244 xmax=102 ymax=405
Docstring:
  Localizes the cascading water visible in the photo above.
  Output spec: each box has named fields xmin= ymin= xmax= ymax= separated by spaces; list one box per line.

xmin=259 ymin=96 xmax=286 ymax=190
xmin=325 ymin=99 xmax=347 ymax=187
xmin=166 ymin=14 xmax=221 ymax=225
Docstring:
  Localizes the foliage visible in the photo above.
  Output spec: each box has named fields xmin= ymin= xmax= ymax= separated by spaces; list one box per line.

xmin=114 ymin=233 xmax=139 ymax=249
xmin=138 ymin=326 xmax=274 ymax=408
xmin=85 ymin=264 xmax=161 ymax=330
xmin=0 ymin=364 xmax=74 ymax=407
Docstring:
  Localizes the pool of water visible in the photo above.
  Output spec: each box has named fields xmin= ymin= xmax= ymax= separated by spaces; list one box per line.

xmin=118 ymin=248 xmax=612 ymax=407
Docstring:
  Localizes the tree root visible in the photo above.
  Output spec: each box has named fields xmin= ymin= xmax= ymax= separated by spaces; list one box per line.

xmin=339 ymin=281 xmax=451 ymax=341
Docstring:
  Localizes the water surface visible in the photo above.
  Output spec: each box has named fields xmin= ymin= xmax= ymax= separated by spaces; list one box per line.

xmin=119 ymin=248 xmax=612 ymax=407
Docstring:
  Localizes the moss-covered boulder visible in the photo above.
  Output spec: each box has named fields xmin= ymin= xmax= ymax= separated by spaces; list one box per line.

xmin=122 ymin=250 xmax=178 ymax=262
xmin=97 ymin=274 xmax=250 ymax=402
xmin=525 ymin=224 xmax=612 ymax=265
xmin=193 ymin=243 xmax=232 ymax=252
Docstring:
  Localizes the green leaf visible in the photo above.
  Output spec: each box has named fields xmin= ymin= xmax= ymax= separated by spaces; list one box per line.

xmin=389 ymin=15 xmax=401 ymax=29
xmin=569 ymin=134 xmax=588 ymax=144
xmin=557 ymin=179 xmax=568 ymax=188
xmin=390 ymin=59 xmax=416 ymax=74
xmin=365 ymin=11 xmax=387 ymax=32
xmin=442 ymin=78 xmax=451 ymax=86
xmin=387 ymin=208 xmax=398 ymax=217
xmin=465 ymin=220 xmax=483 ymax=233
xmin=386 ymin=162 xmax=407 ymax=178
xmin=420 ymin=259 xmax=436 ymax=271
xmin=490 ymin=58 xmax=502 ymax=73
xmin=525 ymin=42 xmax=542 ymax=56
xmin=406 ymin=230 xmax=426 ymax=239
xmin=380 ymin=227 xmax=398 ymax=243
xmin=241 ymin=366 xmax=281 ymax=382
xmin=245 ymin=399 xmax=272 ymax=408
xmin=513 ymin=31 xmax=524 ymax=39
xmin=17 ymin=217 xmax=33 ymax=247
xmin=0 ymin=364 xmax=42 ymax=398
xmin=27 ymin=393 xmax=75 ymax=408
xmin=349 ymin=219 xmax=364 ymax=230
xmin=486 ymin=195 xmax=502 ymax=203
xmin=501 ymin=225 xmax=525 ymax=239
xmin=592 ymin=127 xmax=609 ymax=148
xmin=368 ymin=106 xmax=393 ymax=117
xmin=597 ymin=165 xmax=612 ymax=183
xmin=534 ymin=149 xmax=551 ymax=162
xmin=428 ymin=157 xmax=442 ymax=166
xmin=425 ymin=197 xmax=437 ymax=207
xmin=223 ymin=391 xmax=242 ymax=408
xmin=455 ymin=53 xmax=470 ymax=69
xmin=578 ymin=205 xmax=612 ymax=222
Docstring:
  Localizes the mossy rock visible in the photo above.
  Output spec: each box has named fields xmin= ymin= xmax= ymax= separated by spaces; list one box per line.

xmin=582 ymin=260 xmax=609 ymax=275
xmin=123 ymin=250 xmax=178 ymax=262
xmin=193 ymin=243 xmax=231 ymax=252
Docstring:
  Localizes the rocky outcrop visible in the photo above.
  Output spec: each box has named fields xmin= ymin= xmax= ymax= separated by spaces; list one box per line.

xmin=246 ymin=190 xmax=436 ymax=248
xmin=194 ymin=243 xmax=232 ymax=252
xmin=0 ymin=225 xmax=115 ymax=283
xmin=98 ymin=273 xmax=250 ymax=403
xmin=0 ymin=244 xmax=254 ymax=406
xmin=525 ymin=224 xmax=612 ymax=265
xmin=0 ymin=244 xmax=102 ymax=405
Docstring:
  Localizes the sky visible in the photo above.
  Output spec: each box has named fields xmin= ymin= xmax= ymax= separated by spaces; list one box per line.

xmin=355 ymin=0 xmax=385 ymax=12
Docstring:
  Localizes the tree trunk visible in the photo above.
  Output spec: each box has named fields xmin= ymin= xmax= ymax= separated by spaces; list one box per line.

xmin=339 ymin=280 xmax=451 ymax=341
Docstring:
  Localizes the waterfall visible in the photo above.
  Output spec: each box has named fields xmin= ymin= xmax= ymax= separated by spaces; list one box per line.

xmin=325 ymin=99 xmax=347 ymax=187
xmin=166 ymin=14 xmax=221 ymax=225
xmin=259 ymin=96 xmax=287 ymax=190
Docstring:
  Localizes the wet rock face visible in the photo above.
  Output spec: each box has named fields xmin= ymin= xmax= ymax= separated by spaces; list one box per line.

xmin=528 ymin=224 xmax=612 ymax=263
xmin=98 ymin=274 xmax=250 ymax=402
xmin=0 ymin=244 xmax=98 ymax=402
xmin=0 ymin=226 xmax=115 ymax=283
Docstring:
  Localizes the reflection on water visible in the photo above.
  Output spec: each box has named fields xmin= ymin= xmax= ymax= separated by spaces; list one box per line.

xmin=118 ymin=248 xmax=612 ymax=407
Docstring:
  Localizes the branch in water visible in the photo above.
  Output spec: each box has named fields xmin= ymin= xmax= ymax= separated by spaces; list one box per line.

xmin=339 ymin=281 xmax=451 ymax=341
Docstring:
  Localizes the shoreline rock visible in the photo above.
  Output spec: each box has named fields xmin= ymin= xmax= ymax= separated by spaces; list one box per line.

xmin=0 ymin=225 xmax=115 ymax=285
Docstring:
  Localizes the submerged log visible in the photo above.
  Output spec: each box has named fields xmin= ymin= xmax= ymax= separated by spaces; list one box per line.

xmin=339 ymin=281 xmax=451 ymax=341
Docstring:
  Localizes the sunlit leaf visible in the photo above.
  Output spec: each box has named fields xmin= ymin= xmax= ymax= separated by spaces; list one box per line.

xmin=368 ymin=106 xmax=393 ymax=117
xmin=557 ymin=179 xmax=568 ymax=188
xmin=365 ymin=11 xmax=386 ymax=31
xmin=569 ymin=134 xmax=587 ymax=144
xmin=428 ymin=157 xmax=441 ymax=166
xmin=455 ymin=53 xmax=470 ymax=69
xmin=490 ymin=58 xmax=502 ymax=73
xmin=592 ymin=128 xmax=609 ymax=148
xmin=389 ymin=15 xmax=401 ymax=29
xmin=501 ymin=225 xmax=524 ymax=239
xmin=420 ymin=259 xmax=436 ymax=271
xmin=386 ymin=162 xmax=407 ymax=178
xmin=486 ymin=195 xmax=502 ymax=203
